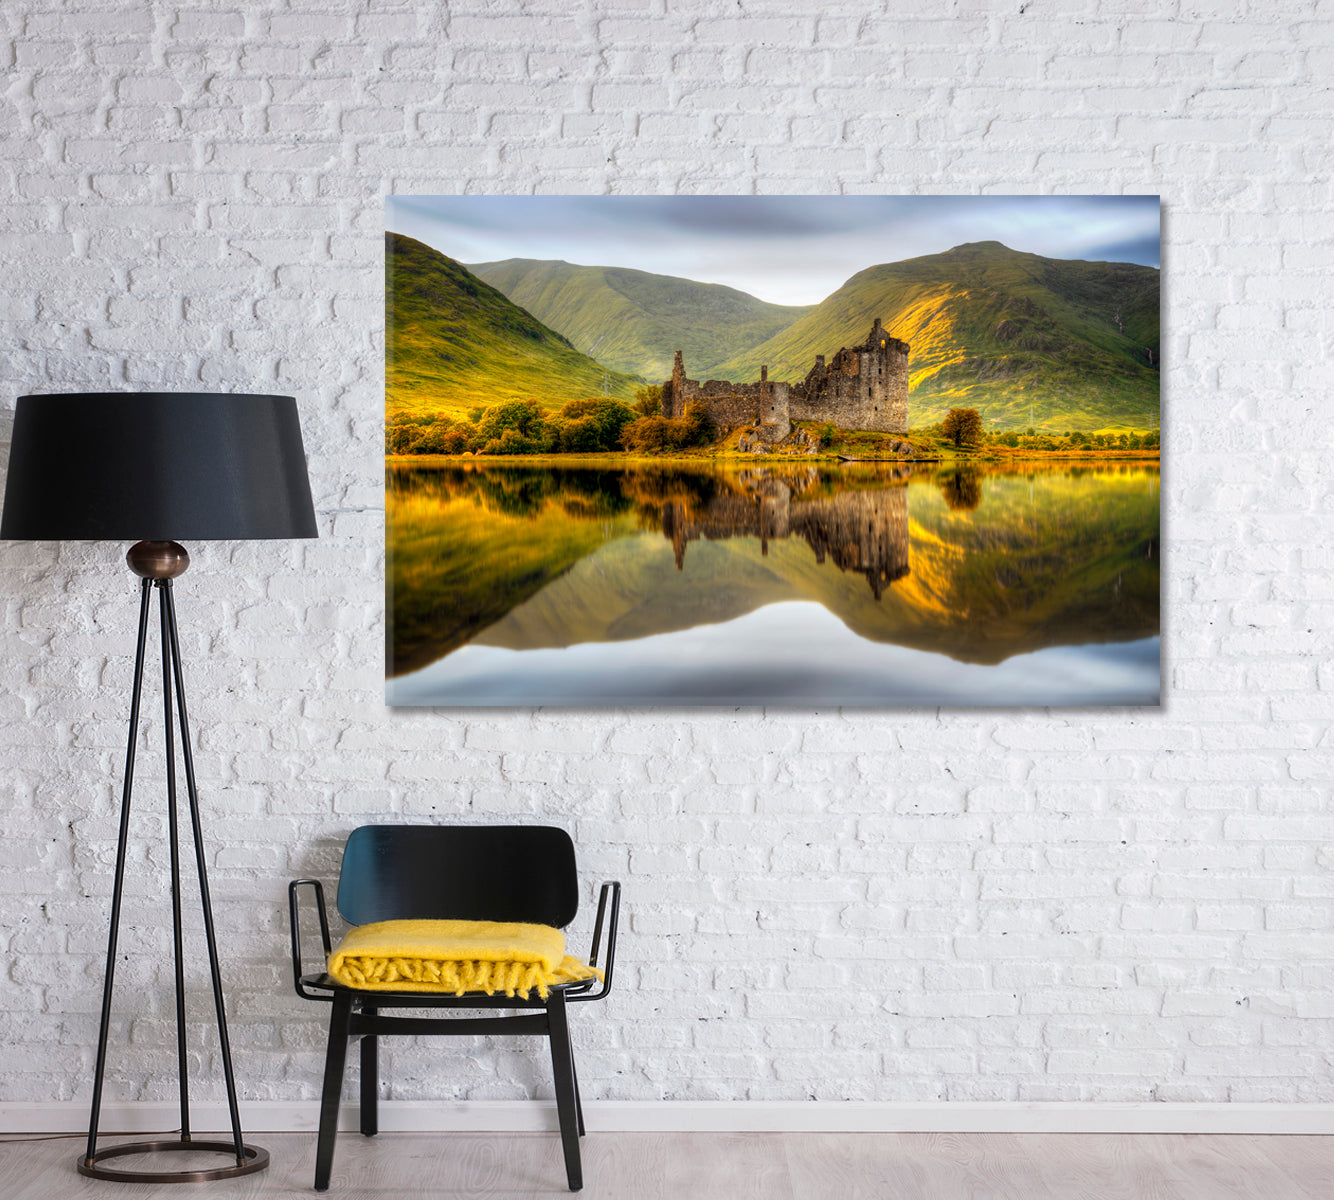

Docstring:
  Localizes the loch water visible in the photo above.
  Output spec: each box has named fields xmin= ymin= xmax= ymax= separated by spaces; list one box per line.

xmin=386 ymin=460 xmax=1160 ymax=707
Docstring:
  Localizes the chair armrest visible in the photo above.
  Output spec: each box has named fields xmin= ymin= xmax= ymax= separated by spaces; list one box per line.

xmin=288 ymin=878 xmax=333 ymax=1001
xmin=571 ymin=881 xmax=620 ymax=1004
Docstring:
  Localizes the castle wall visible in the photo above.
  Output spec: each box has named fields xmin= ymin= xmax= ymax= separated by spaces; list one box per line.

xmin=788 ymin=325 xmax=910 ymax=434
xmin=663 ymin=319 xmax=908 ymax=436
xmin=684 ymin=381 xmax=762 ymax=430
xmin=662 ymin=374 xmax=790 ymax=432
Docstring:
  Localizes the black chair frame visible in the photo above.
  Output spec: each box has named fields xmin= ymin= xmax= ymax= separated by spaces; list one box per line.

xmin=288 ymin=830 xmax=620 ymax=1194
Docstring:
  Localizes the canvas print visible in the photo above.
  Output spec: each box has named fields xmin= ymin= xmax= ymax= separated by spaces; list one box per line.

xmin=385 ymin=196 xmax=1160 ymax=706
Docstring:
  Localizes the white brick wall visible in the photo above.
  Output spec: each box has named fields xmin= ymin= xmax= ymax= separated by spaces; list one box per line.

xmin=1 ymin=0 xmax=1332 ymax=1110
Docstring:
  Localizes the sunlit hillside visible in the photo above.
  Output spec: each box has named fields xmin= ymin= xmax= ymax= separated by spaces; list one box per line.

xmin=386 ymin=233 xmax=639 ymax=417
xmin=710 ymin=241 xmax=1159 ymax=432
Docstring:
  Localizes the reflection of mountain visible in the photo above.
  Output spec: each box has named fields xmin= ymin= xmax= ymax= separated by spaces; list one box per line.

xmin=662 ymin=475 xmax=910 ymax=599
xmin=470 ymin=466 xmax=1159 ymax=666
xmin=389 ymin=462 xmax=1160 ymax=674
xmin=387 ymin=464 xmax=642 ymax=676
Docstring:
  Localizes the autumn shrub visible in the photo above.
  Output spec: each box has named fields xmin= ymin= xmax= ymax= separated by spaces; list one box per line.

xmin=621 ymin=401 xmax=713 ymax=453
xmin=621 ymin=415 xmax=678 ymax=453
xmin=388 ymin=413 xmax=458 ymax=454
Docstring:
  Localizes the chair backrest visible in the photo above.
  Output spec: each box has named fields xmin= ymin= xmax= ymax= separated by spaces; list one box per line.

xmin=335 ymin=825 xmax=580 ymax=929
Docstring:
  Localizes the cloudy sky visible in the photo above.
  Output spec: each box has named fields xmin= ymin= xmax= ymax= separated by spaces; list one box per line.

xmin=387 ymin=195 xmax=1160 ymax=307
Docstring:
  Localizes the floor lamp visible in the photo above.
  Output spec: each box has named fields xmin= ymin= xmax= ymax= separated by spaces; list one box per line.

xmin=1 ymin=392 xmax=317 ymax=1183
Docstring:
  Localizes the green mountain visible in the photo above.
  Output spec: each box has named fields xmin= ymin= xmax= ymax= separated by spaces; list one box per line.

xmin=468 ymin=258 xmax=812 ymax=382
xmin=709 ymin=241 xmax=1160 ymax=432
xmin=386 ymin=232 xmax=639 ymax=417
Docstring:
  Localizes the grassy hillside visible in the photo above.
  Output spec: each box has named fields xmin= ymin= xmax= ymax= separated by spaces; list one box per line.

xmin=710 ymin=241 xmax=1160 ymax=432
xmin=386 ymin=233 xmax=639 ymax=417
xmin=469 ymin=258 xmax=812 ymax=382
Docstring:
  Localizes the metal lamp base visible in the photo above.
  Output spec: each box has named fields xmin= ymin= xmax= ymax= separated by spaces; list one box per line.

xmin=78 ymin=1139 xmax=270 ymax=1184
xmin=84 ymin=554 xmax=268 ymax=1183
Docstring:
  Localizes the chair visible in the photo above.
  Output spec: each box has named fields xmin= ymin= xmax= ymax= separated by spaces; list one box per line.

xmin=288 ymin=824 xmax=621 ymax=1192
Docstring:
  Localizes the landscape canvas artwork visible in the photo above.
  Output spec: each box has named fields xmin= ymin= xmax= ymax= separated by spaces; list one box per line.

xmin=385 ymin=196 xmax=1160 ymax=707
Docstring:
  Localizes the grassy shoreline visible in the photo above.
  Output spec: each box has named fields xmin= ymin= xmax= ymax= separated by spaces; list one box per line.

xmin=387 ymin=448 xmax=1160 ymax=467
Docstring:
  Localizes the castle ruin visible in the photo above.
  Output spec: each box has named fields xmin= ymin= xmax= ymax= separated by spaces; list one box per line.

xmin=660 ymin=318 xmax=909 ymax=441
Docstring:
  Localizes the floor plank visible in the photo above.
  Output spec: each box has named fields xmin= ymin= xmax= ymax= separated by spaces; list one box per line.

xmin=786 ymin=1132 xmax=1052 ymax=1200
xmin=0 ymin=1129 xmax=1328 ymax=1199
xmin=1253 ymin=1133 xmax=1334 ymax=1199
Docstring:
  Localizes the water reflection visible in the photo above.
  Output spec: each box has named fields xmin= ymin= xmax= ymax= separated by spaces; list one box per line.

xmin=662 ymin=468 xmax=910 ymax=598
xmin=387 ymin=459 xmax=1160 ymax=706
xmin=390 ymin=605 xmax=1160 ymax=707
xmin=939 ymin=465 xmax=983 ymax=512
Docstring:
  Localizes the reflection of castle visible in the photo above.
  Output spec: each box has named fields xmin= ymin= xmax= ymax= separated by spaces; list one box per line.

xmin=661 ymin=318 xmax=910 ymax=441
xmin=661 ymin=475 xmax=910 ymax=599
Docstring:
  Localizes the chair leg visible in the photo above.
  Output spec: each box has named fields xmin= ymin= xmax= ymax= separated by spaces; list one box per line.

xmin=546 ymin=990 xmax=583 ymax=1191
xmin=571 ymin=1046 xmax=585 ymax=1137
xmin=360 ymin=1006 xmax=378 ymax=1137
xmin=314 ymin=992 xmax=354 ymax=1192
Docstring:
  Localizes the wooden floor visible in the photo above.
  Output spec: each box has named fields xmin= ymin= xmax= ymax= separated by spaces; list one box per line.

xmin=2 ymin=1130 xmax=1330 ymax=1199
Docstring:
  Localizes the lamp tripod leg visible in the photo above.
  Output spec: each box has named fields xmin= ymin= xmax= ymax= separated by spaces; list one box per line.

xmin=160 ymin=584 xmax=191 ymax=1142
xmin=85 ymin=579 xmax=154 ymax=1168
xmin=162 ymin=581 xmax=248 ymax=1165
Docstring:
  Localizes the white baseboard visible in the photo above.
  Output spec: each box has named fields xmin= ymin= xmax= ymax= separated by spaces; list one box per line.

xmin=3 ymin=1100 xmax=1333 ymax=1136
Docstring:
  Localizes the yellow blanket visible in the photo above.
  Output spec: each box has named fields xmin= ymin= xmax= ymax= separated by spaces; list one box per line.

xmin=326 ymin=918 xmax=602 ymax=999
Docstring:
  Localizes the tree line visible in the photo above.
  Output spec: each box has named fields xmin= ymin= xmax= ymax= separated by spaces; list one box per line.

xmin=388 ymin=386 xmax=715 ymax=456
xmin=935 ymin=407 xmax=1160 ymax=452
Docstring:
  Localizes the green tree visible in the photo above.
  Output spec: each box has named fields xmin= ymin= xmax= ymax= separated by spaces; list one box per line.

xmin=386 ymin=416 xmax=423 ymax=454
xmin=481 ymin=427 xmax=532 ymax=455
xmin=558 ymin=398 xmax=636 ymax=449
xmin=632 ymin=384 xmax=662 ymax=417
xmin=476 ymin=399 xmax=546 ymax=445
xmin=560 ymin=415 xmax=603 ymax=453
xmin=942 ymin=407 xmax=984 ymax=448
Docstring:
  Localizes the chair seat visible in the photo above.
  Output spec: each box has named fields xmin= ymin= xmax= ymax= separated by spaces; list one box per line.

xmin=297 ymin=972 xmax=599 ymax=1006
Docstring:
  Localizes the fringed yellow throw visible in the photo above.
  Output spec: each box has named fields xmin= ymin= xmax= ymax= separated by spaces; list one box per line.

xmin=326 ymin=918 xmax=602 ymax=999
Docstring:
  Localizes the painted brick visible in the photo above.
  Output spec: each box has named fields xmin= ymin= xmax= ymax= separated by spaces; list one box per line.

xmin=0 ymin=0 xmax=1330 ymax=1113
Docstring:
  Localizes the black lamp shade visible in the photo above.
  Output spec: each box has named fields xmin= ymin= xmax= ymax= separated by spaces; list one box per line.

xmin=1 ymin=392 xmax=318 ymax=541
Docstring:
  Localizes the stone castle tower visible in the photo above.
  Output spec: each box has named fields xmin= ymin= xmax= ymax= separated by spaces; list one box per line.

xmin=661 ymin=318 xmax=909 ymax=437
